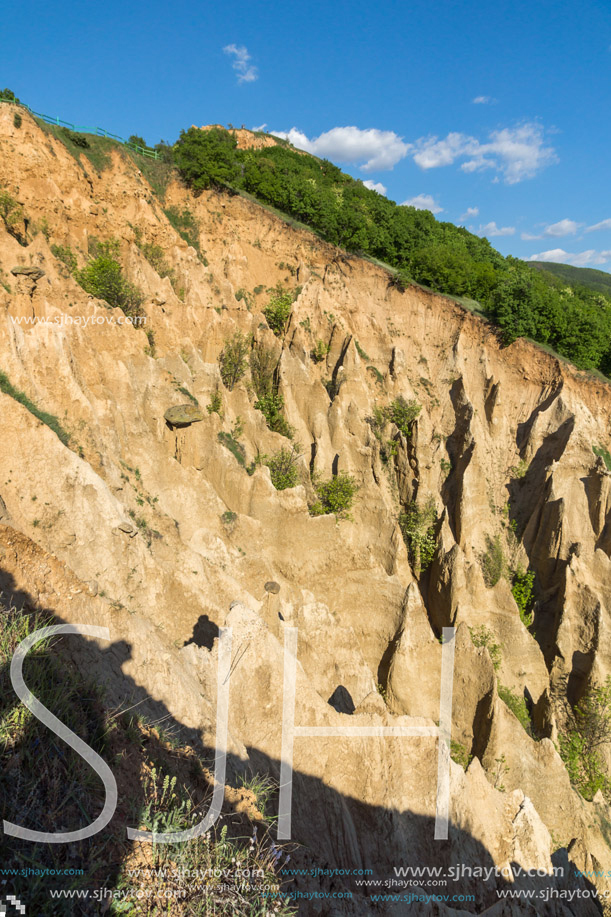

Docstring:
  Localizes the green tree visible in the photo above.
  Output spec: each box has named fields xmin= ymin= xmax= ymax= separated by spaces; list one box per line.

xmin=0 ymin=88 xmax=20 ymax=103
xmin=173 ymin=127 xmax=239 ymax=191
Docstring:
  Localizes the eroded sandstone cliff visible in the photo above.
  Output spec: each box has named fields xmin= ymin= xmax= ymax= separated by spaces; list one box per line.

xmin=2 ymin=105 xmax=611 ymax=914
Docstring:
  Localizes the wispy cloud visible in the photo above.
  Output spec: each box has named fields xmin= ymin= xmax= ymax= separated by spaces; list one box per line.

xmin=363 ymin=179 xmax=388 ymax=195
xmin=459 ymin=206 xmax=479 ymax=222
xmin=223 ymin=44 xmax=258 ymax=84
xmin=586 ymin=218 xmax=611 ymax=233
xmin=472 ymin=95 xmax=496 ymax=104
xmin=271 ymin=126 xmax=412 ymax=172
xmin=526 ymin=248 xmax=611 ymax=267
xmin=478 ymin=221 xmax=515 ymax=237
xmin=401 ymin=193 xmax=443 ymax=214
xmin=413 ymin=122 xmax=557 ymax=184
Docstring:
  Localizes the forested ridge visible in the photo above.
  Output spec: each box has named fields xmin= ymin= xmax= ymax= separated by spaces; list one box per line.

xmin=171 ymin=126 xmax=611 ymax=377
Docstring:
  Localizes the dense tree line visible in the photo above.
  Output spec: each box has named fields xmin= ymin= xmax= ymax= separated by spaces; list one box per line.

xmin=172 ymin=127 xmax=611 ymax=375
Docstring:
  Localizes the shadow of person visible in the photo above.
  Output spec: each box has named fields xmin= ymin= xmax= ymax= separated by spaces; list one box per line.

xmin=183 ymin=613 xmax=220 ymax=650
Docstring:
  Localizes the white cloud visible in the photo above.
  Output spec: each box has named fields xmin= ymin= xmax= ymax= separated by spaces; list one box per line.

xmin=270 ymin=126 xmax=412 ymax=172
xmin=522 ymin=218 xmax=582 ymax=241
xmin=526 ymin=248 xmax=611 ymax=267
xmin=252 ymin=123 xmax=267 ymax=132
xmin=412 ymin=132 xmax=470 ymax=170
xmin=473 ymin=95 xmax=496 ymax=104
xmin=459 ymin=206 xmax=479 ymax=222
xmin=363 ymin=179 xmax=387 ymax=195
xmin=478 ymin=221 xmax=515 ymax=237
xmin=586 ymin=218 xmax=611 ymax=233
xmin=543 ymin=219 xmax=581 ymax=237
xmin=223 ymin=44 xmax=258 ymax=84
xmin=401 ymin=194 xmax=443 ymax=214
xmin=413 ymin=122 xmax=557 ymax=184
xmin=271 ymin=120 xmax=556 ymax=183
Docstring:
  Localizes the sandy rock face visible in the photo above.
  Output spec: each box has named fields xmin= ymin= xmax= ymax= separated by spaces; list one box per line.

xmin=2 ymin=106 xmax=611 ymax=912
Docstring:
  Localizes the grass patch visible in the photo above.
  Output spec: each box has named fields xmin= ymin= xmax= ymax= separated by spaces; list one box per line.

xmin=480 ymin=534 xmax=506 ymax=587
xmin=450 ymin=740 xmax=473 ymax=771
xmin=36 ymin=120 xmax=117 ymax=174
xmin=498 ymin=685 xmax=532 ymax=735
xmin=163 ymin=206 xmax=202 ymax=257
xmin=469 ymin=625 xmax=502 ymax=672
xmin=126 ymin=148 xmax=175 ymax=199
xmin=0 ymin=370 xmax=70 ymax=445
xmin=593 ymin=444 xmax=611 ymax=471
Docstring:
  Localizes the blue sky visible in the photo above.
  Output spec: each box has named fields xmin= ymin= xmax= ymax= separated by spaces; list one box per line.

xmin=4 ymin=0 xmax=611 ymax=270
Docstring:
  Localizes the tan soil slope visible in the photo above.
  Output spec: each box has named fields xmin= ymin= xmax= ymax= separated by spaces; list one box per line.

xmin=2 ymin=104 xmax=611 ymax=913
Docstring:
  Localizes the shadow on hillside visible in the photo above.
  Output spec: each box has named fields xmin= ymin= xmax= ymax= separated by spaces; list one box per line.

xmin=0 ymin=569 xmax=603 ymax=917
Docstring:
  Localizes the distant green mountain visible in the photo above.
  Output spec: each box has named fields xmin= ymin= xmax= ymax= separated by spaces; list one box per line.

xmin=529 ymin=261 xmax=611 ymax=296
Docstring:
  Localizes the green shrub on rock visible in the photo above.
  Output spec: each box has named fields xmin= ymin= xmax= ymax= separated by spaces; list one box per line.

xmin=264 ymin=446 xmax=301 ymax=490
xmin=309 ymin=472 xmax=359 ymax=519
xmin=75 ymin=239 xmax=144 ymax=316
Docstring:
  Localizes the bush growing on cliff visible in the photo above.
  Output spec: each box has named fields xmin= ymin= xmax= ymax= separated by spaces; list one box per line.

xmin=386 ymin=396 xmax=421 ymax=437
xmin=399 ymin=496 xmax=437 ymax=576
xmin=219 ymin=331 xmax=250 ymax=390
xmin=559 ymin=678 xmax=611 ymax=801
xmin=263 ymin=284 xmax=294 ymax=335
xmin=75 ymin=239 xmax=144 ymax=316
xmin=250 ymin=344 xmax=277 ymax=398
xmin=311 ymin=339 xmax=330 ymax=363
xmin=480 ymin=534 xmax=506 ymax=587
xmin=511 ymin=567 xmax=535 ymax=627
xmin=254 ymin=391 xmax=294 ymax=438
xmin=51 ymin=243 xmax=77 ymax=273
xmin=264 ymin=445 xmax=301 ymax=490
xmin=469 ymin=625 xmax=502 ymax=672
xmin=310 ymin=472 xmax=359 ymax=519
xmin=0 ymin=189 xmax=24 ymax=241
